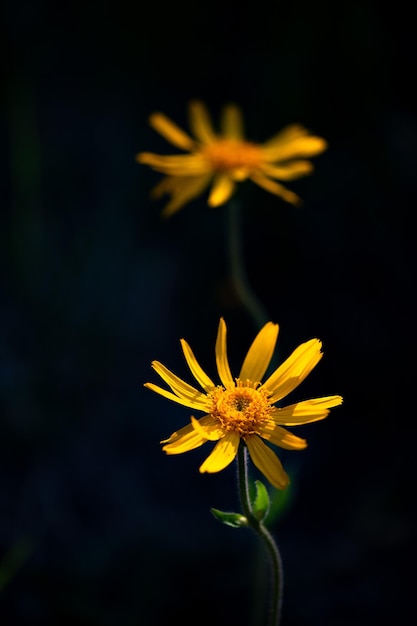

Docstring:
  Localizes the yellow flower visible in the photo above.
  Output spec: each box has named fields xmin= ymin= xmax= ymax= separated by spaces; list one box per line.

xmin=137 ymin=101 xmax=328 ymax=217
xmin=145 ymin=318 xmax=342 ymax=489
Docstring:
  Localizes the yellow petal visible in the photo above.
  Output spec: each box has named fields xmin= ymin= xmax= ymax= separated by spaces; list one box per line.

xmin=162 ymin=428 xmax=207 ymax=455
xmin=270 ymin=395 xmax=343 ymax=425
xmin=148 ymin=112 xmax=195 ymax=151
xmin=161 ymin=175 xmax=212 ymax=217
xmin=261 ymin=135 xmax=328 ymax=162
xmin=149 ymin=175 xmax=176 ymax=199
xmin=188 ymin=100 xmax=217 ymax=144
xmin=145 ymin=382 xmax=210 ymax=411
xmin=261 ymin=160 xmax=314 ymax=181
xmin=199 ymin=431 xmax=240 ymax=473
xmin=258 ymin=422 xmax=307 ymax=450
xmin=161 ymin=414 xmax=214 ymax=444
xmin=215 ymin=318 xmax=235 ymax=389
xmin=220 ymin=103 xmax=244 ymax=139
xmin=151 ymin=174 xmax=206 ymax=198
xmin=137 ymin=152 xmax=209 ymax=176
xmin=150 ymin=361 xmax=210 ymax=409
xmin=263 ymin=124 xmax=310 ymax=147
xmin=231 ymin=167 xmax=251 ymax=181
xmin=262 ymin=339 xmax=323 ymax=403
xmin=208 ymin=174 xmax=236 ymax=207
xmin=238 ymin=322 xmax=279 ymax=384
xmin=250 ymin=172 xmax=302 ymax=206
xmin=191 ymin=415 xmax=224 ymax=441
xmin=180 ymin=339 xmax=216 ymax=392
xmin=245 ymin=436 xmax=290 ymax=490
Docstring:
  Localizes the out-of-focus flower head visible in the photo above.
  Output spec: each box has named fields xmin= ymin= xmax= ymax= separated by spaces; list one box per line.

xmin=137 ymin=101 xmax=327 ymax=216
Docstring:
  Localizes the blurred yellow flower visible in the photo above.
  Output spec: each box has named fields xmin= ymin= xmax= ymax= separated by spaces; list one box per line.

xmin=137 ymin=101 xmax=328 ymax=217
xmin=145 ymin=318 xmax=342 ymax=489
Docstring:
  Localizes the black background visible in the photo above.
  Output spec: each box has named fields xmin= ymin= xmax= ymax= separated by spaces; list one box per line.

xmin=1 ymin=1 xmax=415 ymax=625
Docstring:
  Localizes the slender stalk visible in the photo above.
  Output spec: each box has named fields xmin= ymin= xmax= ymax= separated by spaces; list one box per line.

xmin=227 ymin=199 xmax=269 ymax=330
xmin=226 ymin=197 xmax=280 ymax=373
xmin=237 ymin=444 xmax=284 ymax=626
xmin=228 ymin=196 xmax=283 ymax=624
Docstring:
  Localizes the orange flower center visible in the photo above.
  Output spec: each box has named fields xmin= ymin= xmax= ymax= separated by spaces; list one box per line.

xmin=201 ymin=139 xmax=262 ymax=176
xmin=209 ymin=380 xmax=272 ymax=436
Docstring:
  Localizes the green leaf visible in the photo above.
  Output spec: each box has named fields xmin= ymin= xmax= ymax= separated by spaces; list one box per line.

xmin=252 ymin=480 xmax=270 ymax=520
xmin=210 ymin=508 xmax=248 ymax=528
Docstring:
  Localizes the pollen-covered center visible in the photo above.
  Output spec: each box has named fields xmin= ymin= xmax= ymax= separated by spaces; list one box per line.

xmin=202 ymin=139 xmax=262 ymax=174
xmin=209 ymin=380 xmax=272 ymax=436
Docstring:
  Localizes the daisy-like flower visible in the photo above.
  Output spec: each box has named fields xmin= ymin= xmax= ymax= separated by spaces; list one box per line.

xmin=137 ymin=101 xmax=327 ymax=217
xmin=145 ymin=318 xmax=342 ymax=489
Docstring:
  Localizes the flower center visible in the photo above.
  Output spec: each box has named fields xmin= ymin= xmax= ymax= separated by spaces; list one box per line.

xmin=209 ymin=380 xmax=272 ymax=436
xmin=202 ymin=139 xmax=262 ymax=176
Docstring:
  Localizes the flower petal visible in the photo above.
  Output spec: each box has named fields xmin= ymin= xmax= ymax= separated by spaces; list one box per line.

xmin=208 ymin=174 xmax=236 ymax=207
xmin=149 ymin=175 xmax=177 ymax=199
xmin=180 ymin=339 xmax=216 ymax=392
xmin=245 ymin=436 xmax=290 ymax=490
xmin=215 ymin=318 xmax=235 ymax=389
xmin=161 ymin=175 xmax=212 ymax=217
xmin=148 ymin=112 xmax=195 ymax=151
xmin=220 ymin=103 xmax=244 ymax=139
xmin=258 ymin=422 xmax=307 ymax=450
xmin=191 ymin=415 xmax=224 ymax=441
xmin=144 ymin=382 xmax=209 ymax=411
xmin=162 ymin=425 xmax=207 ymax=455
xmin=261 ymin=135 xmax=328 ymax=162
xmin=230 ymin=167 xmax=251 ymax=181
xmin=250 ymin=172 xmax=302 ymax=206
xmin=199 ymin=431 xmax=240 ymax=473
xmin=238 ymin=322 xmax=279 ymax=384
xmin=188 ymin=100 xmax=217 ymax=144
xmin=161 ymin=414 xmax=215 ymax=444
xmin=151 ymin=174 xmax=207 ymax=198
xmin=263 ymin=124 xmax=310 ymax=147
xmin=270 ymin=395 xmax=343 ymax=425
xmin=136 ymin=152 xmax=209 ymax=176
xmin=150 ymin=361 xmax=211 ymax=408
xmin=260 ymin=160 xmax=314 ymax=181
xmin=262 ymin=339 xmax=323 ymax=403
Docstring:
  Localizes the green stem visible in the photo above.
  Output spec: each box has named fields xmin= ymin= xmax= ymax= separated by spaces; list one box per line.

xmin=228 ymin=199 xmax=269 ymax=331
xmin=227 ymin=197 xmax=280 ymax=370
xmin=238 ymin=444 xmax=283 ymax=626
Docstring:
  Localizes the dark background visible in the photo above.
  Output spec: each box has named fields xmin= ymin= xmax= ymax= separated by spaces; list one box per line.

xmin=1 ymin=1 xmax=415 ymax=625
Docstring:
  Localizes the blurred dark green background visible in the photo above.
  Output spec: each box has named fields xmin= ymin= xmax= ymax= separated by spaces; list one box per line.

xmin=1 ymin=0 xmax=415 ymax=624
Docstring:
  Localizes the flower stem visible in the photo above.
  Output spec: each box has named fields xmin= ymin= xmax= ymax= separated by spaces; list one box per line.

xmin=226 ymin=198 xmax=280 ymax=370
xmin=227 ymin=199 xmax=269 ymax=331
xmin=237 ymin=444 xmax=283 ymax=626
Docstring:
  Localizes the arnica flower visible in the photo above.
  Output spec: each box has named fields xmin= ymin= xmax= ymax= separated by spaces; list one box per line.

xmin=137 ymin=101 xmax=328 ymax=217
xmin=145 ymin=318 xmax=342 ymax=489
